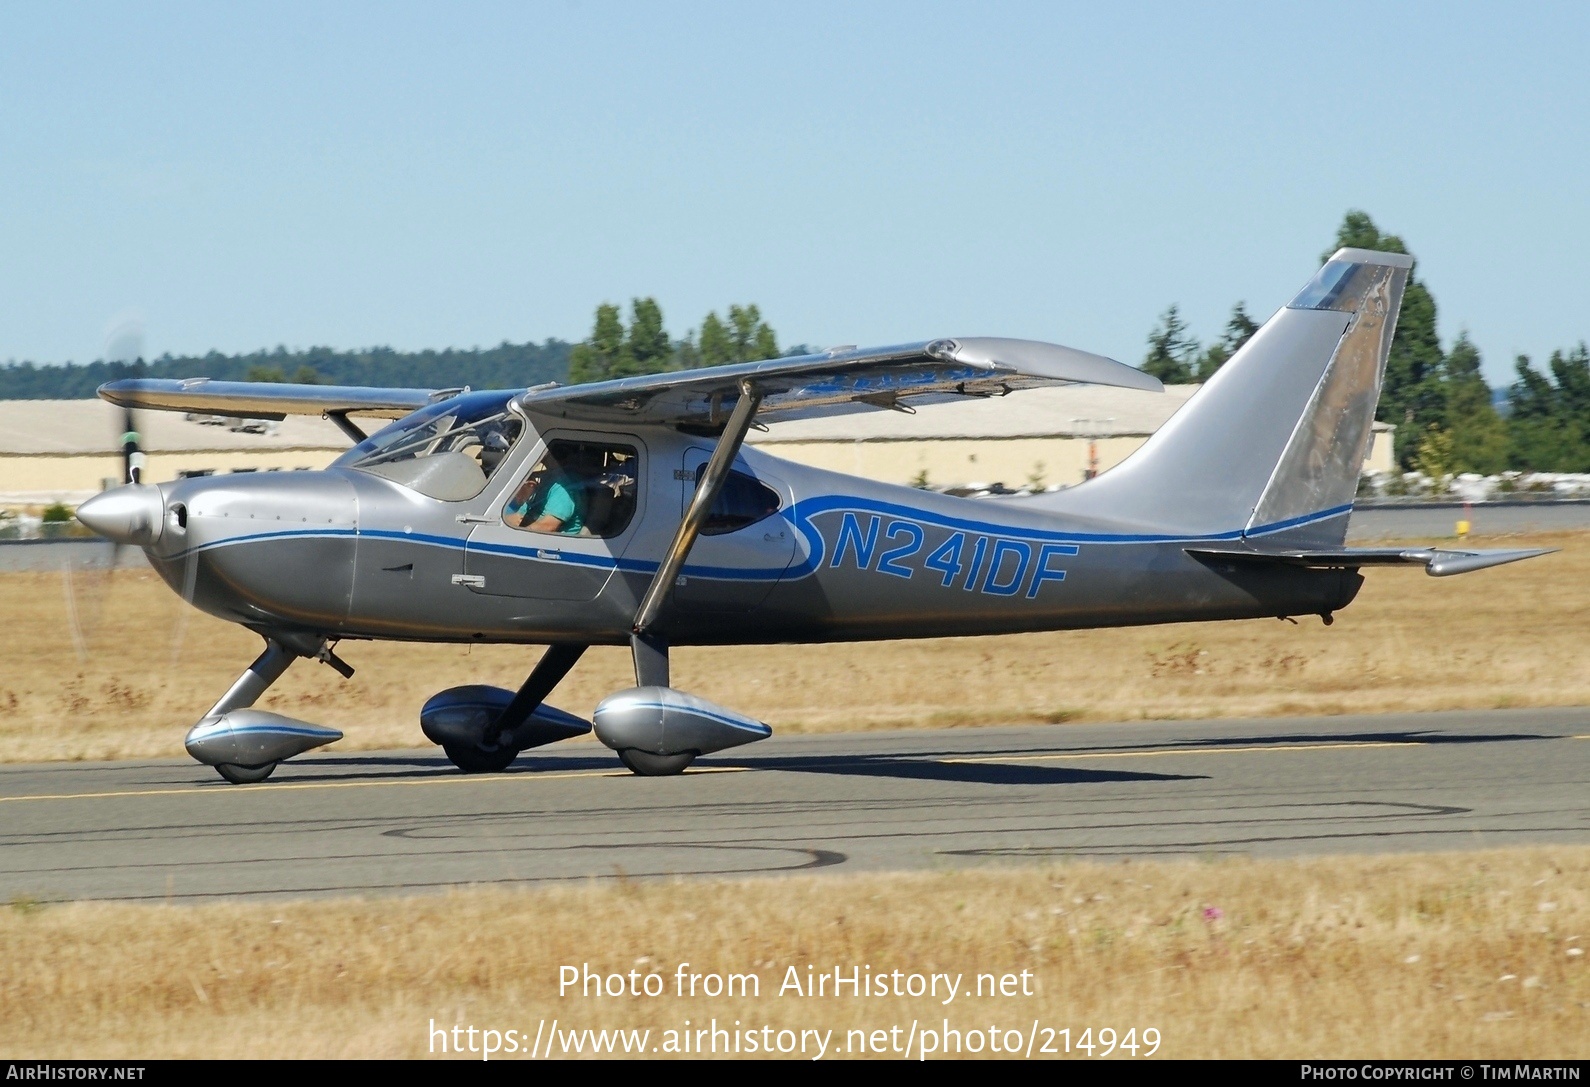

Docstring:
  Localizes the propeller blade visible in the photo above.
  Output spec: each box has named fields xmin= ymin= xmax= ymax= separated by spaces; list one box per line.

xmin=104 ymin=314 xmax=147 ymax=485
xmin=170 ymin=544 xmax=199 ymax=664
xmin=61 ymin=557 xmax=88 ymax=663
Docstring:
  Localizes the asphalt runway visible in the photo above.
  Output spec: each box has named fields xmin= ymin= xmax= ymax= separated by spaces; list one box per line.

xmin=1 ymin=708 xmax=1585 ymax=903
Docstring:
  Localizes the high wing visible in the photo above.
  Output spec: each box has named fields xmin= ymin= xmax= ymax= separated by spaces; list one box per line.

xmin=1186 ymin=545 xmax=1556 ymax=578
xmin=98 ymin=377 xmax=441 ymax=420
xmin=514 ymin=338 xmax=1161 ymax=426
xmin=96 ymin=337 xmax=1159 ymax=433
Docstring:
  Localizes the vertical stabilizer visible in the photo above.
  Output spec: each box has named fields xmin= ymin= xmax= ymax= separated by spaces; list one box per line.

xmin=1038 ymin=248 xmax=1411 ymax=545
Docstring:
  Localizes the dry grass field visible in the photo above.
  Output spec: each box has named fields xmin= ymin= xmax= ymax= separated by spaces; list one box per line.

xmin=0 ymin=848 xmax=1583 ymax=1059
xmin=1 ymin=530 xmax=1586 ymax=764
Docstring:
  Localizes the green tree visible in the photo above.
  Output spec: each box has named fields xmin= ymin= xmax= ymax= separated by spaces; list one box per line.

xmin=1194 ymin=302 xmax=1260 ymax=380
xmin=565 ymin=298 xmax=783 ymax=384
xmin=568 ymin=302 xmax=631 ymax=384
xmin=1441 ymin=332 xmax=1508 ymax=473
xmin=1509 ymin=344 xmax=1590 ymax=471
xmin=626 ymin=297 xmax=672 ymax=375
xmin=246 ymin=364 xmax=286 ymax=382
xmin=727 ymin=304 xmax=778 ymax=363
xmin=292 ymin=365 xmax=321 ymax=384
xmin=1326 ymin=211 xmax=1444 ymax=465
xmin=698 ymin=312 xmax=731 ymax=367
xmin=1142 ymin=305 xmax=1199 ymax=384
xmin=1414 ymin=423 xmax=1454 ymax=493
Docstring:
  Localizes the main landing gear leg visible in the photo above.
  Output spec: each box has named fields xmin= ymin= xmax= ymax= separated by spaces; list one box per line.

xmin=616 ymin=633 xmax=694 ymax=776
xmin=441 ymin=644 xmax=589 ymax=773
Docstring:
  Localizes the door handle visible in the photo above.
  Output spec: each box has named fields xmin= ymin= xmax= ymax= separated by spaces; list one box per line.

xmin=451 ymin=574 xmax=486 ymax=589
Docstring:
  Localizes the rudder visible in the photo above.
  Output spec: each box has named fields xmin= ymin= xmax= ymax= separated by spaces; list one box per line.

xmin=1036 ymin=248 xmax=1412 ymax=546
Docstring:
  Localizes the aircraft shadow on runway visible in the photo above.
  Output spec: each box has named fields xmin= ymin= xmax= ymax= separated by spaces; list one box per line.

xmin=839 ymin=729 xmax=1557 ymax=765
xmin=218 ymin=751 xmax=1203 ymax=788
xmin=712 ymin=754 xmax=1204 ymax=786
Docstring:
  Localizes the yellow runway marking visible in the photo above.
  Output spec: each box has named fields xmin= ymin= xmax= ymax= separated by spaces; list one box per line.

xmin=945 ymin=740 xmax=1428 ymax=765
xmin=0 ymin=763 xmax=747 ymax=805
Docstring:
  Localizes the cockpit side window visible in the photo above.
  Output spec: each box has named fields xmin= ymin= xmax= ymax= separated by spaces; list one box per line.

xmin=504 ymin=440 xmax=639 ymax=538
xmin=333 ymin=392 xmax=524 ymax=501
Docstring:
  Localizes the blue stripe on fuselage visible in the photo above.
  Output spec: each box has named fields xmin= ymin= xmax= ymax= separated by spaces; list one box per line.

xmin=160 ymin=498 xmax=1352 ymax=584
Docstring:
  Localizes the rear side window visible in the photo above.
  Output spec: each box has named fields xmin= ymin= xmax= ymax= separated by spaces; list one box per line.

xmin=693 ymin=465 xmax=782 ymax=536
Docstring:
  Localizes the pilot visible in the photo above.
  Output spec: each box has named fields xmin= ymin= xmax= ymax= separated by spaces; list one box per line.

xmin=504 ymin=452 xmax=591 ymax=534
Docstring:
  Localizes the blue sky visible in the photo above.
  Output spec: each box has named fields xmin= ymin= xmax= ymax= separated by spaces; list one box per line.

xmin=1 ymin=2 xmax=1585 ymax=385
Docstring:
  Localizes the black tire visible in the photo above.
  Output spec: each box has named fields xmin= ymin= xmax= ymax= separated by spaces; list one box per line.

xmin=617 ymin=749 xmax=696 ymax=776
xmin=215 ymin=761 xmax=277 ymax=784
xmin=443 ymin=742 xmax=519 ymax=773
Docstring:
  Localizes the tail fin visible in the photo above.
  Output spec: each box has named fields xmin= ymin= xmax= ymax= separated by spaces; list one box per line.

xmin=1042 ymin=248 xmax=1412 ymax=546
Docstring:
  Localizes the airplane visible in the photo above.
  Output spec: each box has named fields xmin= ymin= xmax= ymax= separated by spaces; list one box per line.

xmin=76 ymin=248 xmax=1550 ymax=784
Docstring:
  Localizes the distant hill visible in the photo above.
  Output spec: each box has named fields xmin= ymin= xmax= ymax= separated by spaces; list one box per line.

xmin=0 ymin=340 xmax=573 ymax=400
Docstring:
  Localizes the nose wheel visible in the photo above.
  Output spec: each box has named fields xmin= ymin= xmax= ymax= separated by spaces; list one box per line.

xmin=215 ymin=762 xmax=278 ymax=784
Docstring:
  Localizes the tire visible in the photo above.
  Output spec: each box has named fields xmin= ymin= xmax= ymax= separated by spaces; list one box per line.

xmin=215 ymin=761 xmax=277 ymax=784
xmin=443 ymin=742 xmax=519 ymax=773
xmin=617 ymin=749 xmax=696 ymax=777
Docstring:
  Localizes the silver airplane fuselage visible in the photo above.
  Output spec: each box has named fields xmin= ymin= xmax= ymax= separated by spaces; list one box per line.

xmin=137 ymin=413 xmax=1360 ymax=651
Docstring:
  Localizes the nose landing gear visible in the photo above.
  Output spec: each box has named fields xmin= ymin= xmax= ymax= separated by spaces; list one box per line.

xmin=185 ymin=635 xmax=349 ymax=784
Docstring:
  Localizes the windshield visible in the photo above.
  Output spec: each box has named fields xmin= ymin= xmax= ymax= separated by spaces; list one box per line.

xmin=333 ymin=391 xmax=525 ymax=501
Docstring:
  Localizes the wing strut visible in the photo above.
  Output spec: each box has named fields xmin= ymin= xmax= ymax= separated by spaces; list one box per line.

xmin=632 ymin=380 xmax=763 ymax=648
xmin=326 ymin=410 xmax=368 ymax=443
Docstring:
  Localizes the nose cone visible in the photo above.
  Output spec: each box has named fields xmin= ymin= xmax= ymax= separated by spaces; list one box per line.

xmin=77 ymin=485 xmax=164 ymax=546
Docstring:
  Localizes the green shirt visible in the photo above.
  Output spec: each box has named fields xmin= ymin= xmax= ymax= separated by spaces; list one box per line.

xmin=506 ymin=475 xmax=584 ymax=534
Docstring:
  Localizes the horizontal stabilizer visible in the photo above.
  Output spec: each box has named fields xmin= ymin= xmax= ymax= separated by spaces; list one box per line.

xmin=1185 ymin=545 xmax=1555 ymax=577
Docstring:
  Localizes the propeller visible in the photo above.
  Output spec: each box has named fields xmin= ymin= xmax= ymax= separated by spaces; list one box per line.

xmin=62 ymin=315 xmax=150 ymax=661
xmin=104 ymin=315 xmax=147 ymax=485
xmin=100 ymin=316 xmax=203 ymax=661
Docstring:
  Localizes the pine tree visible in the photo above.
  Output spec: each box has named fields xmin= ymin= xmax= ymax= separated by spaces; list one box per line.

xmin=1441 ymin=332 xmax=1508 ymax=473
xmin=698 ymin=312 xmax=731 ymax=367
xmin=568 ymin=302 xmax=631 ymax=384
xmin=566 ymin=299 xmax=783 ymax=383
xmin=626 ymin=297 xmax=671 ymax=375
xmin=1194 ymin=302 xmax=1260 ymax=380
xmin=726 ymin=304 xmax=779 ymax=363
xmin=1142 ymin=305 xmax=1199 ymax=384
